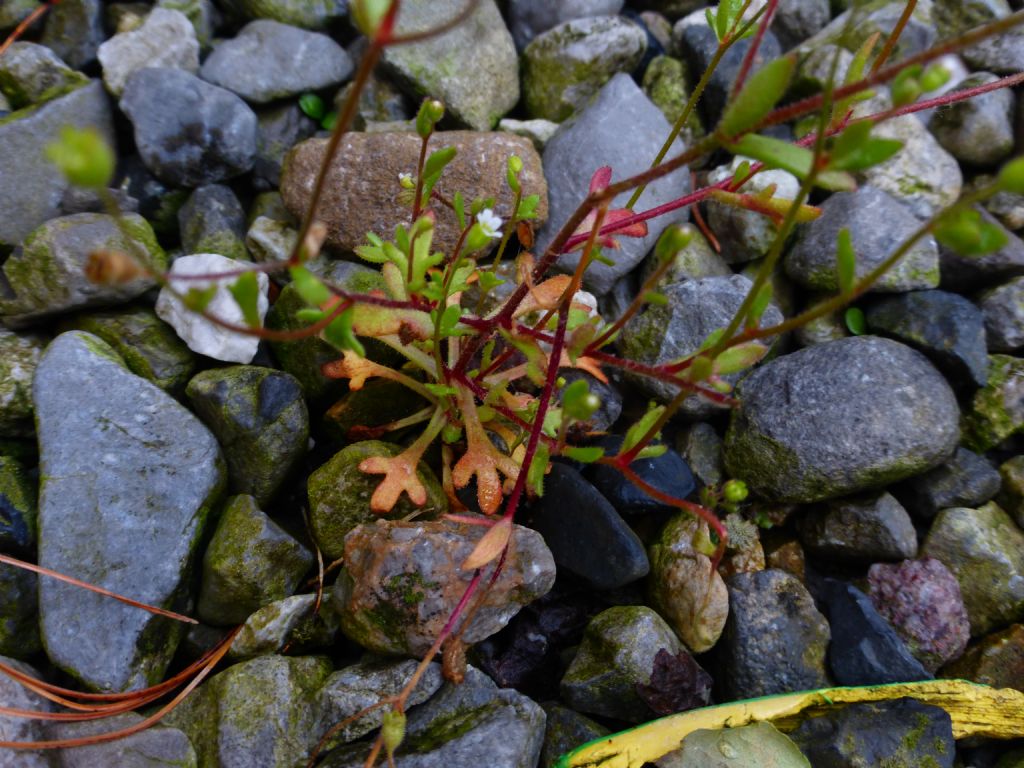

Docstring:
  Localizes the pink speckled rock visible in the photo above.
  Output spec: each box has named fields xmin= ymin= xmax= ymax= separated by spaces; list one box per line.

xmin=867 ymin=558 xmax=970 ymax=672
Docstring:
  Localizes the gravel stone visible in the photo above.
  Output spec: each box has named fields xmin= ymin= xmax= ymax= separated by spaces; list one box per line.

xmin=97 ymin=7 xmax=200 ymax=97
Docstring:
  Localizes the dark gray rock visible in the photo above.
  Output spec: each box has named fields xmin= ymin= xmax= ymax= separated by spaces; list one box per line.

xmin=528 ymin=463 xmax=649 ymax=590
xmin=381 ymin=0 xmax=519 ymax=131
xmin=791 ymin=699 xmax=954 ymax=768
xmin=674 ymin=422 xmax=725 ymax=487
xmin=219 ymin=0 xmax=347 ymax=29
xmin=186 ymin=366 xmax=309 ymax=506
xmin=0 ymin=80 xmax=115 ymax=249
xmin=522 ymin=15 xmax=648 ymax=122
xmin=893 ymin=447 xmax=1001 ymax=519
xmin=120 ymin=67 xmax=258 ymax=187
xmin=772 ymin=0 xmax=830 ymax=49
xmin=931 ymin=72 xmax=1015 ymax=167
xmin=619 ymin=274 xmax=783 ymax=416
xmin=61 ymin=305 xmax=197 ymax=394
xmin=798 ymin=492 xmax=918 ymax=563
xmin=34 ymin=331 xmax=225 ymax=691
xmin=228 ymin=594 xmax=338 ymax=661
xmin=333 ymin=519 xmax=554 ymax=656
xmin=178 ymin=184 xmax=248 ymax=261
xmin=0 ymin=42 xmax=88 ymax=109
xmin=322 ymin=666 xmax=545 ymax=768
xmin=724 ymin=336 xmax=960 ymax=503
xmin=998 ymin=455 xmax=1024 ymax=528
xmin=785 ymin=186 xmax=939 ymax=293
xmin=157 ymin=0 xmax=217 ymax=49
xmin=582 ymin=434 xmax=696 ymax=514
xmin=721 ymin=569 xmax=830 ymax=699
xmin=253 ymin=102 xmax=317 ymax=191
xmin=197 ymin=494 xmax=313 ymax=625
xmin=200 ymin=20 xmax=352 ymax=104
xmin=0 ymin=563 xmax=40 ymax=659
xmin=539 ymin=73 xmax=691 ymax=295
xmin=539 ymin=703 xmax=610 ymax=768
xmin=508 ymin=0 xmax=625 ymax=49
xmin=0 ymin=213 xmax=166 ymax=327
xmin=981 ymin=276 xmax=1024 ymax=352
xmin=939 ymin=207 xmax=1024 ymax=290
xmin=561 ymin=605 xmax=682 ymax=722
xmin=0 ymin=330 xmax=46 ymax=436
xmin=676 ymin=20 xmax=782 ymax=124
xmin=97 ymin=7 xmax=200 ymax=97
xmin=864 ymin=290 xmax=989 ymax=389
xmin=822 ymin=580 xmax=931 ymax=686
xmin=867 ymin=558 xmax=971 ymax=671
xmin=166 ymin=654 xmax=332 ymax=768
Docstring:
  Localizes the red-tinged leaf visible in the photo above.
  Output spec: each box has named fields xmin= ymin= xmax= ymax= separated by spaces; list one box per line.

xmin=635 ymin=648 xmax=714 ymax=716
xmin=461 ymin=517 xmax=512 ymax=570
xmin=567 ymin=208 xmax=648 ymax=253
xmin=359 ymin=452 xmax=428 ymax=512
xmin=588 ymin=166 xmax=612 ymax=193
xmin=350 ymin=303 xmax=432 ymax=340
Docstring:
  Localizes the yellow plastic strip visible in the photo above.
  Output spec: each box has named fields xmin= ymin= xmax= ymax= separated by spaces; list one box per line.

xmin=556 ymin=679 xmax=1024 ymax=768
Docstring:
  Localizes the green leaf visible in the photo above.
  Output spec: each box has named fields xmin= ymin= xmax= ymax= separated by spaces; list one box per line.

xmin=323 ymin=307 xmax=366 ymax=357
xmin=298 ymin=93 xmax=325 ymax=121
xmin=183 ymin=285 xmax=218 ymax=313
xmin=891 ymin=66 xmax=923 ymax=108
xmin=713 ymin=342 xmax=767 ymax=375
xmin=321 ymin=111 xmax=338 ymax=132
xmin=454 ymin=191 xmax=465 ymax=230
xmin=296 ymin=307 xmax=325 ymax=323
xmin=686 ymin=355 xmax=714 ymax=383
xmin=477 ymin=270 xmax=505 ymax=293
xmin=424 ymin=383 xmax=458 ymax=397
xmin=437 ymin=304 xmax=464 ymax=337
xmin=528 ymin=443 xmax=550 ymax=497
xmin=562 ymin=446 xmax=605 ymax=463
xmin=643 ymin=290 xmax=668 ymax=306
xmin=351 ymin=0 xmax=392 ymax=36
xmin=934 ymin=207 xmax=1009 ymax=256
xmin=717 ymin=55 xmax=796 ymax=138
xmin=999 ymin=157 xmax=1024 ymax=195
xmin=728 ymin=133 xmax=855 ymax=191
xmin=45 ymin=126 xmax=115 ymax=189
xmin=920 ymin=62 xmax=951 ymax=92
xmin=228 ymin=272 xmax=262 ymax=328
xmin=836 ymin=228 xmax=856 ymax=294
xmin=423 ymin=146 xmax=457 ymax=179
xmin=746 ymin=282 xmax=773 ymax=326
xmin=290 ymin=266 xmax=332 ymax=306
xmin=699 ymin=328 xmax=726 ymax=352
xmin=562 ymin=379 xmax=600 ymax=421
xmin=654 ymin=224 xmax=694 ymax=264
xmin=622 ymin=403 xmax=666 ymax=455
xmin=415 ymin=98 xmax=444 ymax=138
xmin=830 ymin=128 xmax=903 ymax=172
xmin=845 ymin=306 xmax=866 ymax=335
xmin=517 ymin=194 xmax=540 ymax=220
xmin=636 ymin=444 xmax=668 ymax=460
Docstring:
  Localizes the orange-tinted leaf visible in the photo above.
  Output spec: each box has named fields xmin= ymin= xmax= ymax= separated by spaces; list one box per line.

xmin=461 ymin=517 xmax=512 ymax=570
xmin=514 ymin=275 xmax=572 ymax=318
xmin=359 ymin=453 xmax=428 ymax=512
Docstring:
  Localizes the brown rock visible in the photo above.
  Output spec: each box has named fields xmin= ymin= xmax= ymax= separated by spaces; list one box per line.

xmin=280 ymin=131 xmax=547 ymax=256
xmin=941 ymin=623 xmax=1024 ymax=692
xmin=331 ymin=518 xmax=556 ymax=656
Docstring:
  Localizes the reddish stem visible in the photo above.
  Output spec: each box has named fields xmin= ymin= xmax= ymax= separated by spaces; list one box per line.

xmin=729 ymin=0 xmax=780 ymax=99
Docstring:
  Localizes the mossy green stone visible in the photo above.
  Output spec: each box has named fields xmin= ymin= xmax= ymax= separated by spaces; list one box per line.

xmin=0 ymin=329 xmax=46 ymax=436
xmin=0 ymin=564 xmax=40 ymax=659
xmin=0 ymin=43 xmax=89 ymax=110
xmin=0 ymin=455 xmax=37 ymax=552
xmin=641 ymin=55 xmax=704 ymax=145
xmin=963 ymin=355 xmax=1024 ymax=451
xmin=197 ymin=495 xmax=314 ymax=626
xmin=61 ymin=306 xmax=196 ymax=393
xmin=220 ymin=0 xmax=346 ymax=29
xmin=321 ymin=378 xmax=430 ymax=442
xmin=0 ymin=0 xmax=36 ymax=30
xmin=165 ymin=654 xmax=333 ymax=768
xmin=923 ymin=502 xmax=1024 ymax=635
xmin=539 ymin=704 xmax=609 ymax=768
xmin=307 ymin=440 xmax=446 ymax=560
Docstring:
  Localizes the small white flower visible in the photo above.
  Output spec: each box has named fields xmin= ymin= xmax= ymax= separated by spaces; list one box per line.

xmin=476 ymin=208 xmax=503 ymax=239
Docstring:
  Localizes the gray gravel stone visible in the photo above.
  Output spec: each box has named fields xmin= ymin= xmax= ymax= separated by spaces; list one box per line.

xmin=522 ymin=16 xmax=647 ymax=122
xmin=0 ymin=657 xmax=52 ymax=767
xmin=219 ymin=0 xmax=347 ymax=29
xmin=619 ymin=274 xmax=783 ymax=417
xmin=981 ymin=276 xmax=1024 ymax=352
xmin=930 ymin=72 xmax=1015 ymax=167
xmin=200 ymin=20 xmax=352 ymax=104
xmin=51 ymin=712 xmax=198 ymax=768
xmin=785 ymin=186 xmax=940 ymax=293
xmin=724 ymin=336 xmax=960 ymax=503
xmin=561 ymin=605 xmax=682 ymax=722
xmin=0 ymin=80 xmax=115 ymax=249
xmin=508 ymin=0 xmax=625 ymax=49
xmin=120 ymin=68 xmax=258 ymax=187
xmin=798 ymin=492 xmax=918 ymax=562
xmin=864 ymin=289 xmax=989 ymax=389
xmin=0 ymin=330 xmax=46 ymax=436
xmin=772 ymin=0 xmax=830 ymax=49
xmin=322 ymin=666 xmax=545 ymax=768
xmin=722 ymin=569 xmax=830 ymax=699
xmin=539 ymin=73 xmax=692 ymax=295
xmin=98 ymin=7 xmax=200 ymax=97
xmin=254 ymin=102 xmax=317 ymax=191
xmin=34 ymin=331 xmax=225 ymax=691
xmin=229 ymin=594 xmax=337 ymax=661
xmin=381 ymin=0 xmax=519 ymax=131
xmin=0 ymin=212 xmax=166 ymax=327
xmin=178 ymin=184 xmax=248 ymax=261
